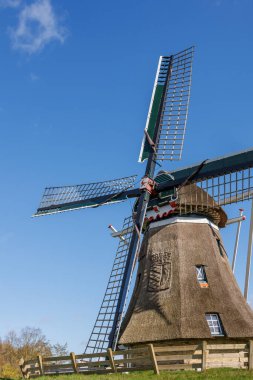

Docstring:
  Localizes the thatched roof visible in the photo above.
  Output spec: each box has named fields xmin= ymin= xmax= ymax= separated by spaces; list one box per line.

xmin=119 ymin=216 xmax=253 ymax=345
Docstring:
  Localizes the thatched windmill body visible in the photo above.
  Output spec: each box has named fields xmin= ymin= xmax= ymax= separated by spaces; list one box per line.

xmin=119 ymin=184 xmax=253 ymax=346
xmin=34 ymin=47 xmax=253 ymax=353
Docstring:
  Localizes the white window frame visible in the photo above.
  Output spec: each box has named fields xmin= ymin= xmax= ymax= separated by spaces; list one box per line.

xmin=205 ymin=313 xmax=224 ymax=336
xmin=196 ymin=265 xmax=207 ymax=283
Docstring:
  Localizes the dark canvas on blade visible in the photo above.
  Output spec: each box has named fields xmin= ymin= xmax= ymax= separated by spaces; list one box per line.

xmin=139 ymin=47 xmax=194 ymax=162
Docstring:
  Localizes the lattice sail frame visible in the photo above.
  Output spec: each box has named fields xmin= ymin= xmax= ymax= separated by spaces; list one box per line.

xmin=139 ymin=47 xmax=194 ymax=162
xmin=169 ymin=168 xmax=253 ymax=215
xmin=85 ymin=216 xmax=135 ymax=354
xmin=198 ymin=168 xmax=253 ymax=206
xmin=35 ymin=175 xmax=137 ymax=216
xmin=155 ymin=149 xmax=253 ymax=212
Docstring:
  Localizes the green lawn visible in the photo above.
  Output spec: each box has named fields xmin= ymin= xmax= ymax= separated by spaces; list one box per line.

xmin=5 ymin=369 xmax=253 ymax=380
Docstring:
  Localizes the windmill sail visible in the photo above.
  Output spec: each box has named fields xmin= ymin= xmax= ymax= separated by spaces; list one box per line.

xmin=34 ymin=175 xmax=137 ymax=216
xmin=156 ymin=148 xmax=253 ymax=209
xmin=139 ymin=47 xmax=194 ymax=162
xmin=85 ymin=216 xmax=134 ymax=354
xmin=196 ymin=168 xmax=253 ymax=206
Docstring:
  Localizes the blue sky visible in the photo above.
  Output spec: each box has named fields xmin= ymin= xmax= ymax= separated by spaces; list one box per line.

xmin=0 ymin=0 xmax=253 ymax=352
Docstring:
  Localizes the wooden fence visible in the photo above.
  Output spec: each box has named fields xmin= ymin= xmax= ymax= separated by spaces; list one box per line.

xmin=154 ymin=341 xmax=250 ymax=371
xmin=19 ymin=340 xmax=253 ymax=378
xmin=19 ymin=345 xmax=157 ymax=378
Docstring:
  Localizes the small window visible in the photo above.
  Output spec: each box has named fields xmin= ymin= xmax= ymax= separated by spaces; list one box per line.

xmin=196 ymin=265 xmax=208 ymax=287
xmin=205 ymin=313 xmax=224 ymax=336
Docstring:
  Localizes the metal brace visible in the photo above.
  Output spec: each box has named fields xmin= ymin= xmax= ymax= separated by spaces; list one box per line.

xmin=108 ymin=225 xmax=127 ymax=243
xmin=144 ymin=130 xmax=156 ymax=152
xmin=134 ymin=223 xmax=141 ymax=239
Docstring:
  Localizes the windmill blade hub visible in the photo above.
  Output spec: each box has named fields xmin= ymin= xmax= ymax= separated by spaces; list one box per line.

xmin=140 ymin=176 xmax=156 ymax=194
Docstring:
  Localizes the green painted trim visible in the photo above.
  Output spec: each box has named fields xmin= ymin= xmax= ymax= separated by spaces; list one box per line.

xmin=140 ymin=84 xmax=164 ymax=162
xmin=157 ymin=148 xmax=253 ymax=192
xmin=36 ymin=195 xmax=128 ymax=215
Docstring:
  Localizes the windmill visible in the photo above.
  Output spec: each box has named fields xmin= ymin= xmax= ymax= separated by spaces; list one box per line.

xmin=34 ymin=47 xmax=253 ymax=354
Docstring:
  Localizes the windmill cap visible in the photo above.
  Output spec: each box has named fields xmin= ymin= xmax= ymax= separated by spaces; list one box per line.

xmin=176 ymin=184 xmax=228 ymax=228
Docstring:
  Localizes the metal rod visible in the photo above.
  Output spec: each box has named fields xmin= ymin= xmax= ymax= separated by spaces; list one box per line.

xmin=226 ymin=214 xmax=245 ymax=226
xmin=108 ymin=225 xmax=126 ymax=243
xmin=244 ymin=199 xmax=253 ymax=300
xmin=231 ymin=209 xmax=244 ymax=273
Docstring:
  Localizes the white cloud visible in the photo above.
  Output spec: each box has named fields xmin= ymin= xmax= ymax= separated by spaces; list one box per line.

xmin=10 ymin=0 xmax=67 ymax=54
xmin=0 ymin=0 xmax=21 ymax=7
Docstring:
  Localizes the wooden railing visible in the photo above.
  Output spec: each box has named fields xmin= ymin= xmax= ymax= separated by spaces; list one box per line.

xmin=19 ymin=340 xmax=252 ymax=378
xmin=153 ymin=341 xmax=250 ymax=371
xmin=19 ymin=345 xmax=157 ymax=378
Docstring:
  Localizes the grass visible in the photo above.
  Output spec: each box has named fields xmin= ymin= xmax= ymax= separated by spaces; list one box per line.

xmin=4 ymin=369 xmax=253 ymax=380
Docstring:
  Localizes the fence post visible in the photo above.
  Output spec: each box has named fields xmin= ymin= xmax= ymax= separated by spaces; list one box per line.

xmin=107 ymin=348 xmax=116 ymax=372
xmin=202 ymin=340 xmax=207 ymax=371
xmin=249 ymin=340 xmax=253 ymax=370
xmin=70 ymin=352 xmax=78 ymax=373
xmin=148 ymin=344 xmax=159 ymax=375
xmin=37 ymin=355 xmax=44 ymax=376
xmin=19 ymin=358 xmax=26 ymax=379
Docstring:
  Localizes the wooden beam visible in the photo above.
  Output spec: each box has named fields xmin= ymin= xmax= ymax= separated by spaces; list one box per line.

xmin=37 ymin=355 xmax=44 ymax=376
xmin=202 ymin=340 xmax=207 ymax=371
xmin=70 ymin=352 xmax=78 ymax=373
xmin=76 ymin=351 xmax=108 ymax=359
xmin=113 ymin=347 xmax=148 ymax=355
xmin=154 ymin=344 xmax=199 ymax=352
xmin=249 ymin=340 xmax=253 ymax=370
xmin=148 ymin=344 xmax=159 ymax=375
xmin=207 ymin=343 xmax=247 ymax=350
xmin=43 ymin=355 xmax=70 ymax=361
xmin=19 ymin=358 xmax=26 ymax=379
xmin=107 ymin=348 xmax=116 ymax=372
